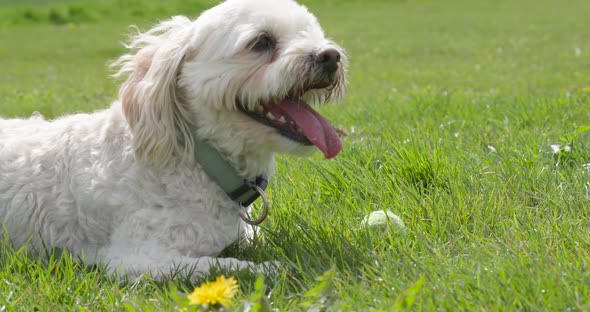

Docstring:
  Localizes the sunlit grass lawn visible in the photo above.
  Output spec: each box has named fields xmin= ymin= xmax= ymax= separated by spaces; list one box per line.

xmin=1 ymin=0 xmax=590 ymax=310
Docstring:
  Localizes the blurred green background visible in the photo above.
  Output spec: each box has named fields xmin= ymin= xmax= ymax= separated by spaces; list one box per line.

xmin=1 ymin=0 xmax=589 ymax=118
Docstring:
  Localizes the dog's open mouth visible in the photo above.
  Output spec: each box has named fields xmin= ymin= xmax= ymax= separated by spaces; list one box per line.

xmin=239 ymin=99 xmax=342 ymax=159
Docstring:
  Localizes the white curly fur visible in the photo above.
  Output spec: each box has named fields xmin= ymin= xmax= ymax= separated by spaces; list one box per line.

xmin=0 ymin=0 xmax=346 ymax=280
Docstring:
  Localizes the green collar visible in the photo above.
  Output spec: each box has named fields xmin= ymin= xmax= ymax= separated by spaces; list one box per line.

xmin=192 ymin=133 xmax=269 ymax=225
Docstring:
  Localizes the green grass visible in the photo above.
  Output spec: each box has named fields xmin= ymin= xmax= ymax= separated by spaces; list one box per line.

xmin=2 ymin=0 xmax=590 ymax=310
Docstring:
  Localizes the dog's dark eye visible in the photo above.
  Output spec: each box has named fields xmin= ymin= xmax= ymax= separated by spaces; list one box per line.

xmin=249 ymin=33 xmax=276 ymax=52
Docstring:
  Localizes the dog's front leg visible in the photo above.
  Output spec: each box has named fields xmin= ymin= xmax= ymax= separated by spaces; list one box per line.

xmin=99 ymin=249 xmax=278 ymax=281
xmin=93 ymin=208 xmax=277 ymax=281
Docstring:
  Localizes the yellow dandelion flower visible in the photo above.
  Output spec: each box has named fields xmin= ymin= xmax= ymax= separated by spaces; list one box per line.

xmin=187 ymin=275 xmax=238 ymax=307
xmin=583 ymin=87 xmax=590 ymax=93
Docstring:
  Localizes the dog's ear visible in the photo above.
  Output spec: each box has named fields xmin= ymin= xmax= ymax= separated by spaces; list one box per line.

xmin=113 ymin=16 xmax=195 ymax=167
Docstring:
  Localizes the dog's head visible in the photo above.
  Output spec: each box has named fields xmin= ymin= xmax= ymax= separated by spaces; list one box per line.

xmin=114 ymin=0 xmax=347 ymax=168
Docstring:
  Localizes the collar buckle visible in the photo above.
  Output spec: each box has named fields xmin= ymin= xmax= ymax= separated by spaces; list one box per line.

xmin=227 ymin=175 xmax=268 ymax=207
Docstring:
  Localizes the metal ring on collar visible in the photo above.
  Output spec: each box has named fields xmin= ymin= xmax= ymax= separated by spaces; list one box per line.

xmin=239 ymin=184 xmax=269 ymax=225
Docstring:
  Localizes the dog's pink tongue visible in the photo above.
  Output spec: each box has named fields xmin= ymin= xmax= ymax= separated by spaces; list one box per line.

xmin=273 ymin=99 xmax=341 ymax=159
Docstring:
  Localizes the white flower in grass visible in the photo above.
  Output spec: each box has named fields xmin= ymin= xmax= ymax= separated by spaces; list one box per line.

xmin=362 ymin=210 xmax=407 ymax=236
xmin=551 ymin=144 xmax=571 ymax=154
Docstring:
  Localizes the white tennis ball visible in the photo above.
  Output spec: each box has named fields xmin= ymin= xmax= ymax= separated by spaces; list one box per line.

xmin=362 ymin=210 xmax=407 ymax=236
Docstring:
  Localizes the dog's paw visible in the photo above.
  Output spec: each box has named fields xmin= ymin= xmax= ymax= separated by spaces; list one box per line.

xmin=253 ymin=260 xmax=281 ymax=277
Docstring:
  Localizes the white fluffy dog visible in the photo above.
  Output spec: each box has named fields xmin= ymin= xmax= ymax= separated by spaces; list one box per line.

xmin=0 ymin=0 xmax=346 ymax=279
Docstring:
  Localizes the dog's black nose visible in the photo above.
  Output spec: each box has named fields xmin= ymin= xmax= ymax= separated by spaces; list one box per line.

xmin=316 ymin=48 xmax=341 ymax=73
